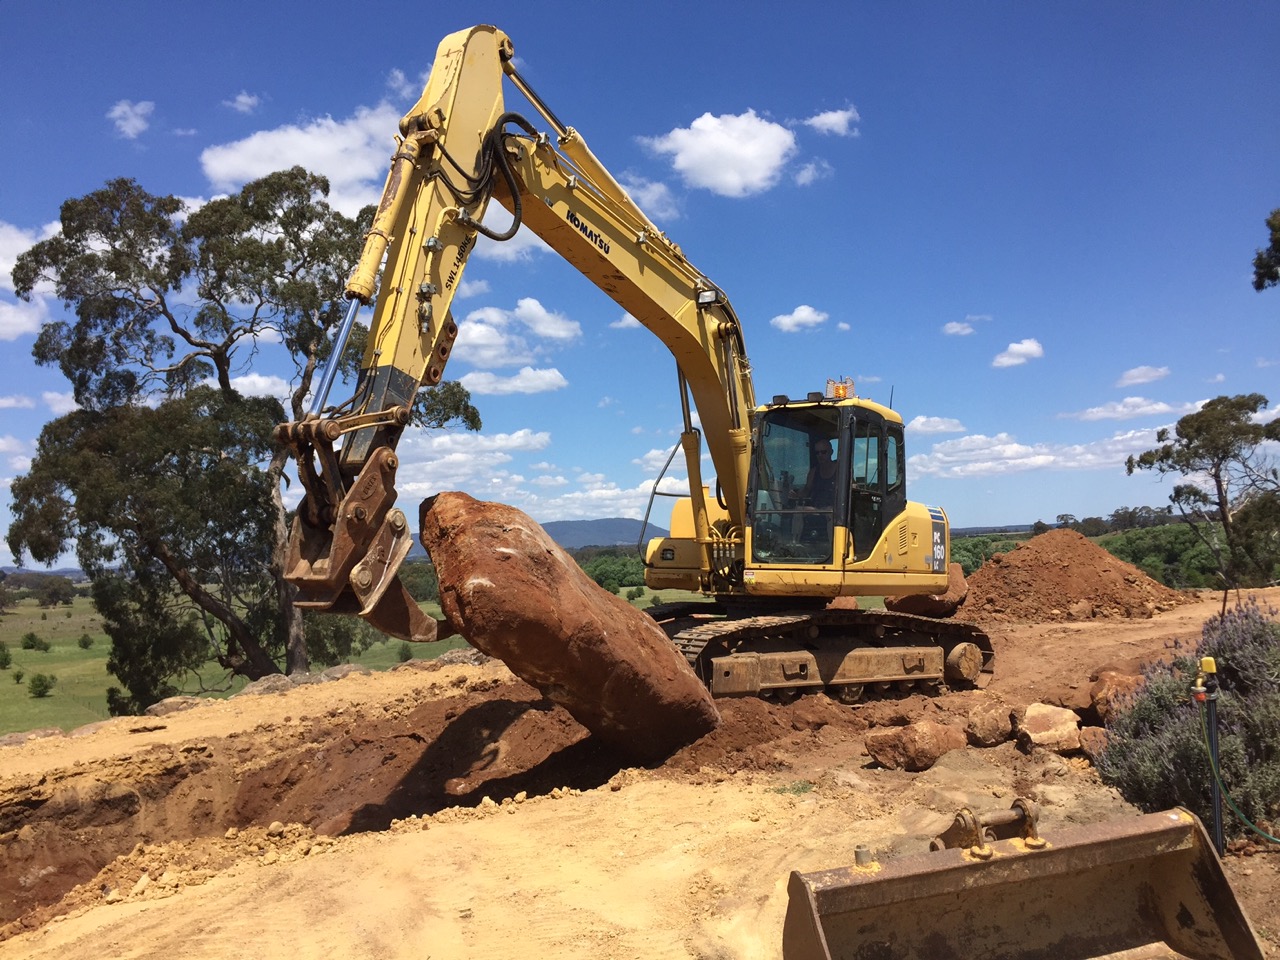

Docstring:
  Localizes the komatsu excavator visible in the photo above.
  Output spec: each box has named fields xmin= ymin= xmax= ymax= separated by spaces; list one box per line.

xmin=273 ymin=26 xmax=1265 ymax=958
xmin=274 ymin=23 xmax=992 ymax=701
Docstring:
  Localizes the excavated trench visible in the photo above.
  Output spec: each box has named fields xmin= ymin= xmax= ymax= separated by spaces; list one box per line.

xmin=0 ymin=676 xmax=625 ymax=933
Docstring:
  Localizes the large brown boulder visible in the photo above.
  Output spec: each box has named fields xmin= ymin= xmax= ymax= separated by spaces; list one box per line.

xmin=419 ymin=492 xmax=720 ymax=761
xmin=864 ymin=721 xmax=965 ymax=771
xmin=883 ymin=563 xmax=968 ymax=618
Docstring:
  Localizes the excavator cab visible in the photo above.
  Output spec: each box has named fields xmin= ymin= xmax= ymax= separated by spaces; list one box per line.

xmin=745 ymin=387 xmax=916 ymax=582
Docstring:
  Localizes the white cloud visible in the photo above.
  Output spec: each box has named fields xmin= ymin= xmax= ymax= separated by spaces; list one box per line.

xmin=770 ymin=304 xmax=827 ymax=332
xmin=992 ymin=338 xmax=1043 ymax=368
xmin=803 ymin=106 xmax=861 ymax=137
xmin=1207 ymin=373 xmax=1225 ymax=384
xmin=393 ymin=428 xmax=552 ymax=495
xmin=512 ymin=297 xmax=580 ymax=340
xmin=452 ymin=316 xmax=533 ymax=368
xmin=201 ymin=102 xmax=402 ymax=216
xmin=107 ymin=99 xmax=155 ymax=139
xmin=611 ymin=313 xmax=641 ymax=329
xmin=0 ymin=395 xmax=35 ymax=409
xmin=794 ymin=160 xmax=834 ymax=186
xmin=228 ymin=372 xmax=291 ymax=400
xmin=452 ymin=298 xmax=580 ymax=368
xmin=1063 ymin=396 xmax=1196 ymax=422
xmin=1115 ymin=365 xmax=1169 ymax=388
xmin=43 ymin=391 xmax=78 ymax=415
xmin=460 ymin=366 xmax=569 ymax=395
xmin=910 ymin=428 xmax=1159 ymax=479
xmin=836 ymin=322 xmax=850 ymax=332
xmin=943 ymin=321 xmax=974 ymax=336
xmin=386 ymin=68 xmax=418 ymax=101
xmin=619 ymin=174 xmax=679 ymax=221
xmin=457 ymin=277 xmax=490 ymax=299
xmin=907 ymin=415 xmax=966 ymax=434
xmin=641 ymin=109 xmax=797 ymax=198
xmin=223 ymin=91 xmax=261 ymax=114
xmin=0 ymin=297 xmax=46 ymax=340
xmin=1 ymin=220 xmax=60 ymax=294
xmin=632 ymin=447 xmax=679 ymax=472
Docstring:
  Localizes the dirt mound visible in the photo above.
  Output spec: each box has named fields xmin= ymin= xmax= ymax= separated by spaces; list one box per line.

xmin=963 ymin=529 xmax=1192 ymax=623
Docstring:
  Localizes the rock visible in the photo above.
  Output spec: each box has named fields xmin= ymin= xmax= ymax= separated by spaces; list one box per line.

xmin=965 ymin=701 xmax=1014 ymax=747
xmin=1090 ymin=671 xmax=1144 ymax=724
xmin=419 ymin=493 xmax=720 ymax=762
xmin=884 ymin=563 xmax=968 ymax=618
xmin=1078 ymin=726 xmax=1108 ymax=763
xmin=1068 ymin=599 xmax=1095 ymax=620
xmin=238 ymin=675 xmax=294 ymax=697
xmin=1014 ymin=703 xmax=1081 ymax=754
xmin=145 ymin=696 xmax=204 ymax=717
xmin=319 ymin=664 xmax=371 ymax=682
xmin=864 ymin=720 xmax=965 ymax=771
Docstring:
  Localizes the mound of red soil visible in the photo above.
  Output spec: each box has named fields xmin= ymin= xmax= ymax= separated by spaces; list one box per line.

xmin=963 ymin=529 xmax=1191 ymax=623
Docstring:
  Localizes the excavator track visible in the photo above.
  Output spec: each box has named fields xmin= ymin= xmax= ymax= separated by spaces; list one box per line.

xmin=648 ymin=604 xmax=993 ymax=700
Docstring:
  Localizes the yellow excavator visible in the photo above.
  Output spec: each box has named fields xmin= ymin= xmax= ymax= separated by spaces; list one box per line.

xmin=274 ymin=23 xmax=992 ymax=702
xmin=272 ymin=25 xmax=1264 ymax=958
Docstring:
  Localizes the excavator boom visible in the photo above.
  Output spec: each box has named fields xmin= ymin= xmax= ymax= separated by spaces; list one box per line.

xmin=275 ymin=25 xmax=756 ymax=636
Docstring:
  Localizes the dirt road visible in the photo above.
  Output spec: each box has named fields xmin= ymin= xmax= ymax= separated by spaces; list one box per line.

xmin=2 ymin=584 xmax=1278 ymax=958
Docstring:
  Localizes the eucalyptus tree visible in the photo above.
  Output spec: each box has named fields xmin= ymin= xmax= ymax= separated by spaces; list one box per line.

xmin=1126 ymin=394 xmax=1280 ymax=592
xmin=8 ymin=168 xmax=479 ymax=710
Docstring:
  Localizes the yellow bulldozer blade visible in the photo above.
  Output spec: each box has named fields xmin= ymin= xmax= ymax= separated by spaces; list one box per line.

xmin=783 ymin=807 xmax=1264 ymax=960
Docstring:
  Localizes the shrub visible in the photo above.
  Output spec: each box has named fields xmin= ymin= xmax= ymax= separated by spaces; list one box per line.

xmin=1097 ymin=602 xmax=1280 ymax=837
xmin=0 ymin=641 xmax=10 ymax=669
xmin=14 ymin=669 xmax=24 ymax=684
xmin=397 ymin=641 xmax=413 ymax=663
xmin=625 ymin=586 xmax=645 ymax=602
xmin=27 ymin=673 xmax=57 ymax=698
xmin=77 ymin=633 xmax=95 ymax=650
xmin=20 ymin=632 xmax=51 ymax=652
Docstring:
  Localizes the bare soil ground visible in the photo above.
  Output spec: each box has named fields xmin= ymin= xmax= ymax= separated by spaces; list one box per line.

xmin=1 ymin=534 xmax=1277 ymax=959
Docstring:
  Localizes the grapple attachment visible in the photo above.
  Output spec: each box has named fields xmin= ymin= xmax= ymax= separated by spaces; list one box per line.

xmin=783 ymin=806 xmax=1263 ymax=960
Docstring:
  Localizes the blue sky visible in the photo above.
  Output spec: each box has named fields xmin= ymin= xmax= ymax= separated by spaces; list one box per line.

xmin=2 ymin=1 xmax=1278 ymax=567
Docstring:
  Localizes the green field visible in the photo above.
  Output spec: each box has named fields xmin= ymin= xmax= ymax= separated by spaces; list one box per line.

xmin=0 ymin=586 xmax=706 ymax=737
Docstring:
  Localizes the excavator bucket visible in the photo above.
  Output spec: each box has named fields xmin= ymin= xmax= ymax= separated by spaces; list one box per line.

xmin=783 ymin=807 xmax=1264 ymax=960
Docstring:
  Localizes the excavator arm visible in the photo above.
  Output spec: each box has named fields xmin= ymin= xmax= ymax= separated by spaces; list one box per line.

xmin=275 ymin=25 xmax=756 ymax=638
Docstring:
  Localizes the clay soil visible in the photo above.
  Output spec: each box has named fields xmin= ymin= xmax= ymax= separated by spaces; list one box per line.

xmin=2 ymin=535 xmax=1278 ymax=959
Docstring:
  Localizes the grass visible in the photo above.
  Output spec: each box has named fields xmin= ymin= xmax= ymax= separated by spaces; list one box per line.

xmin=0 ymin=585 xmax=838 ymax=736
xmin=1 ymin=596 xmax=116 ymax=736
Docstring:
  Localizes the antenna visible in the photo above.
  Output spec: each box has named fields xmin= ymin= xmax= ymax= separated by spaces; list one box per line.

xmin=889 ymin=385 xmax=895 ymax=409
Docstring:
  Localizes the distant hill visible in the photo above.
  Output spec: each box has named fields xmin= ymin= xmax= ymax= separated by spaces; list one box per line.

xmin=406 ymin=516 xmax=667 ymax=558
xmin=540 ymin=518 xmax=668 ymax=550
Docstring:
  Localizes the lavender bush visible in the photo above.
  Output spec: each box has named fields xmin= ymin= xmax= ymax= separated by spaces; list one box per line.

xmin=1097 ymin=601 xmax=1280 ymax=837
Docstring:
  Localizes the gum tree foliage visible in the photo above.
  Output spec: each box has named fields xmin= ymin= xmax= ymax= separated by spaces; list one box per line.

xmin=1252 ymin=208 xmax=1280 ymax=292
xmin=1126 ymin=394 xmax=1280 ymax=591
xmin=1097 ymin=603 xmax=1280 ymax=837
xmin=7 ymin=168 xmax=480 ymax=712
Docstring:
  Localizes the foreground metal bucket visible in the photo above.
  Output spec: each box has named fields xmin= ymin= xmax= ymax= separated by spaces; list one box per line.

xmin=783 ymin=808 xmax=1264 ymax=960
